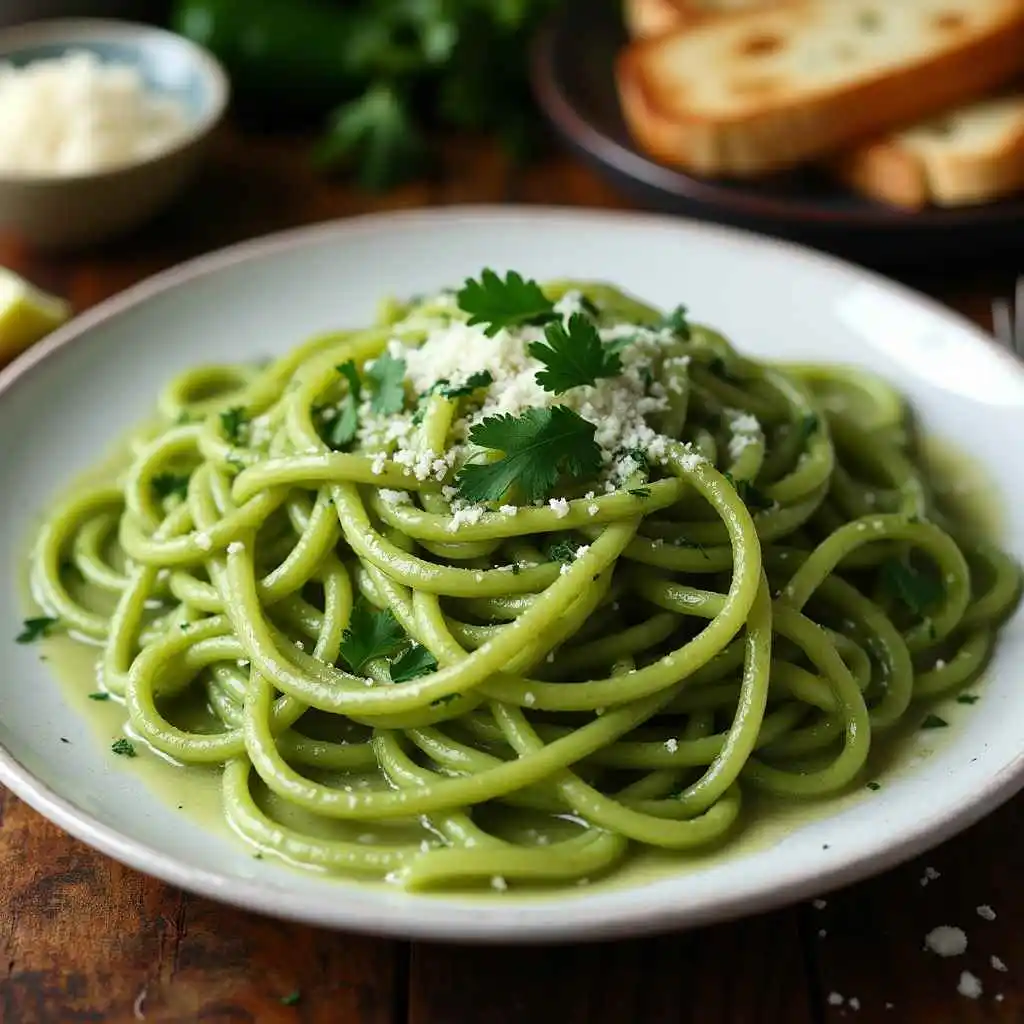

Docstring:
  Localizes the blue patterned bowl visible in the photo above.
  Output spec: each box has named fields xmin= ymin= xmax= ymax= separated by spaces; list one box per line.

xmin=0 ymin=18 xmax=228 ymax=249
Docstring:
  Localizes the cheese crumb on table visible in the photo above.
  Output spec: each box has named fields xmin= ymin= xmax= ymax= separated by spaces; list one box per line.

xmin=924 ymin=925 xmax=967 ymax=957
xmin=957 ymin=971 xmax=982 ymax=999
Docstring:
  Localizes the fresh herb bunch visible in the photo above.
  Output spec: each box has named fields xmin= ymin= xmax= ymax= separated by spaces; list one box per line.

xmin=172 ymin=0 xmax=560 ymax=190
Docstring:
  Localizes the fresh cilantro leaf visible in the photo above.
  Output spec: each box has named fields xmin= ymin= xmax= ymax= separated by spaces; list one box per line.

xmin=340 ymin=602 xmax=405 ymax=674
xmin=315 ymin=84 xmax=428 ymax=192
xmin=798 ymin=413 xmax=820 ymax=443
xmin=280 ymin=990 xmax=302 ymax=1007
xmin=724 ymin=473 xmax=773 ymax=511
xmin=956 ymin=693 xmax=979 ymax=704
xmin=456 ymin=406 xmax=602 ymax=504
xmin=529 ymin=314 xmax=622 ymax=393
xmin=456 ymin=269 xmax=556 ymax=336
xmin=658 ymin=305 xmax=691 ymax=338
xmin=390 ymin=644 xmax=438 ymax=683
xmin=921 ymin=713 xmax=948 ymax=730
xmin=628 ymin=487 xmax=652 ymax=498
xmin=88 ymin=692 xmax=110 ymax=702
xmin=111 ymin=738 xmax=137 ymax=757
xmin=365 ymin=352 xmax=407 ymax=416
xmin=152 ymin=472 xmax=191 ymax=501
xmin=547 ymin=539 xmax=578 ymax=564
xmin=326 ymin=359 xmax=363 ymax=449
xmin=16 ymin=617 xmax=58 ymax=643
xmin=881 ymin=559 xmax=943 ymax=616
xmin=220 ymin=407 xmax=249 ymax=445
xmin=440 ymin=371 xmax=494 ymax=399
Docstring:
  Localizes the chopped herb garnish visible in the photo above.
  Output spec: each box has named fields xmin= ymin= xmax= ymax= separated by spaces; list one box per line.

xmin=339 ymin=602 xmax=405 ymax=674
xmin=676 ymin=539 xmax=710 ymax=560
xmin=724 ymin=473 xmax=773 ymax=511
xmin=456 ymin=405 xmax=602 ymax=504
xmin=956 ymin=694 xmax=980 ymax=705
xmin=547 ymin=539 xmax=578 ymax=564
xmin=16 ymin=617 xmax=58 ymax=643
xmin=366 ymin=352 xmax=407 ymax=415
xmin=529 ymin=314 xmax=622 ymax=393
xmin=440 ymin=370 xmax=494 ymax=399
xmin=326 ymin=360 xmax=363 ymax=449
xmin=111 ymin=738 xmax=137 ymax=757
xmin=798 ymin=413 xmax=819 ymax=443
xmin=866 ymin=781 xmax=881 ymax=791
xmin=220 ymin=406 xmax=249 ymax=445
xmin=390 ymin=643 xmax=438 ymax=683
xmin=881 ymin=559 xmax=943 ymax=616
xmin=628 ymin=487 xmax=652 ymax=498
xmin=88 ymin=692 xmax=110 ymax=702
xmin=658 ymin=305 xmax=691 ymax=338
xmin=151 ymin=472 xmax=191 ymax=501
xmin=456 ymin=269 xmax=557 ymax=336
xmin=280 ymin=990 xmax=301 ymax=1007
xmin=921 ymin=713 xmax=948 ymax=730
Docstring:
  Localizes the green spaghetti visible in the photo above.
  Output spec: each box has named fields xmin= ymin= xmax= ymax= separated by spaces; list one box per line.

xmin=26 ymin=273 xmax=1022 ymax=891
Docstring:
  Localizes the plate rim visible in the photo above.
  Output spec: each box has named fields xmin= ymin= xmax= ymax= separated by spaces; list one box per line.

xmin=3 ymin=204 xmax=1024 ymax=943
xmin=530 ymin=3 xmax=1024 ymax=232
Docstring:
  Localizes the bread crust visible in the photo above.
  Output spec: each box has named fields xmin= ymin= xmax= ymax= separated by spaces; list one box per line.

xmin=615 ymin=3 xmax=1024 ymax=178
xmin=832 ymin=102 xmax=1024 ymax=208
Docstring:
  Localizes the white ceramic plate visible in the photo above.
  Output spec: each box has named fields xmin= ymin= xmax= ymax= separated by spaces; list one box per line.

xmin=2 ymin=208 xmax=1023 ymax=942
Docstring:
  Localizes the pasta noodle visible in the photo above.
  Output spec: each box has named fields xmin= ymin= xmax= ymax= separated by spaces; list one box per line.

xmin=27 ymin=277 xmax=1022 ymax=891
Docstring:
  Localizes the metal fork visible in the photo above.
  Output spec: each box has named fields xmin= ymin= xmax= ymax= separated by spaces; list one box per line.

xmin=992 ymin=278 xmax=1024 ymax=356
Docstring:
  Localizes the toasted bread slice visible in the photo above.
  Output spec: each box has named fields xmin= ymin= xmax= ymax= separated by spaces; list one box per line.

xmin=616 ymin=0 xmax=1024 ymax=178
xmin=624 ymin=0 xmax=781 ymax=39
xmin=832 ymin=93 xmax=1024 ymax=208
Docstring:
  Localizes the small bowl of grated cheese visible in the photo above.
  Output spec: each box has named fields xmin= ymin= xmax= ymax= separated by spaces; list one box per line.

xmin=0 ymin=18 xmax=228 ymax=248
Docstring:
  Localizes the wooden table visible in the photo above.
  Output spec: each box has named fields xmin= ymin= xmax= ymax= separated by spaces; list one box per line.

xmin=1 ymin=128 xmax=1021 ymax=1024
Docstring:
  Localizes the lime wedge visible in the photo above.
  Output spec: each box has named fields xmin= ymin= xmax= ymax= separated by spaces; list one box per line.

xmin=0 ymin=268 xmax=71 ymax=363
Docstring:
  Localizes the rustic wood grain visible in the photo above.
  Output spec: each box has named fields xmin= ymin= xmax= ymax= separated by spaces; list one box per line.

xmin=1 ymin=123 xmax=1023 ymax=1024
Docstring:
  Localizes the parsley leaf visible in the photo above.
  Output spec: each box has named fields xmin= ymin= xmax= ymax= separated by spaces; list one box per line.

xmin=152 ymin=472 xmax=191 ymax=501
xmin=866 ymin=781 xmax=881 ymax=791
xmin=314 ymin=83 xmax=427 ymax=192
xmin=440 ymin=371 xmax=494 ymax=399
xmin=658 ymin=305 xmax=692 ymax=338
xmin=16 ymin=617 xmax=58 ymax=643
xmin=456 ymin=269 xmax=557 ymax=336
xmin=456 ymin=406 xmax=602 ymax=504
xmin=628 ymin=487 xmax=652 ymax=498
xmin=921 ymin=713 xmax=948 ymax=730
xmin=881 ymin=559 xmax=944 ymax=616
xmin=111 ymin=738 xmax=137 ymax=757
xmin=327 ymin=360 xmax=362 ymax=449
xmin=724 ymin=473 xmax=774 ymax=511
xmin=340 ymin=602 xmax=405 ymax=674
xmin=956 ymin=694 xmax=980 ymax=705
xmin=220 ymin=407 xmax=249 ymax=445
xmin=390 ymin=644 xmax=438 ymax=683
xmin=529 ymin=314 xmax=622 ymax=393
xmin=798 ymin=413 xmax=820 ymax=443
xmin=366 ymin=353 xmax=407 ymax=415
xmin=88 ymin=692 xmax=110 ymax=702
xmin=547 ymin=539 xmax=578 ymax=564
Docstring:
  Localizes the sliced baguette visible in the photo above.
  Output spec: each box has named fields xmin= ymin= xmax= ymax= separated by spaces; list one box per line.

xmin=624 ymin=0 xmax=781 ymax=39
xmin=832 ymin=93 xmax=1024 ymax=208
xmin=616 ymin=0 xmax=1024 ymax=178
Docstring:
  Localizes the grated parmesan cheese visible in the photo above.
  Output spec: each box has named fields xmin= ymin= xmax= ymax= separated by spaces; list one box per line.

xmin=957 ymin=971 xmax=982 ymax=999
xmin=924 ymin=925 xmax=967 ymax=957
xmin=0 ymin=51 xmax=188 ymax=176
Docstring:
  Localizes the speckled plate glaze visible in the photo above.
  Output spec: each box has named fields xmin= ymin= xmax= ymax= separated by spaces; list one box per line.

xmin=2 ymin=207 xmax=1023 ymax=942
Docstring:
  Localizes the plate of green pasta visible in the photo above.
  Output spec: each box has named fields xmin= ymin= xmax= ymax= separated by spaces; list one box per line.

xmin=2 ymin=207 xmax=1023 ymax=941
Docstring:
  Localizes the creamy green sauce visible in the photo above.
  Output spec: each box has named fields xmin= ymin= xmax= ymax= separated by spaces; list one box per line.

xmin=23 ymin=434 xmax=1000 ymax=898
